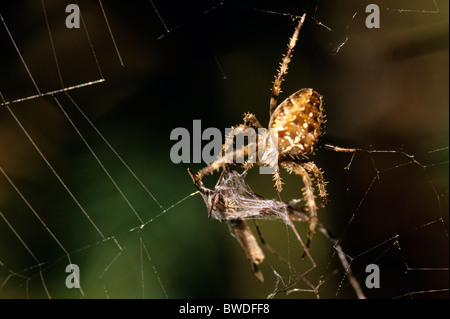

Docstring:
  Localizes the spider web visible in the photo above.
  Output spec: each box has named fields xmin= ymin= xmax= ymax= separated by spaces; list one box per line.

xmin=0 ymin=0 xmax=448 ymax=299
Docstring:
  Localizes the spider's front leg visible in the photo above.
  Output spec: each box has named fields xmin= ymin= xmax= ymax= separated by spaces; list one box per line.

xmin=269 ymin=13 xmax=306 ymax=116
xmin=188 ymin=124 xmax=257 ymax=198
xmin=187 ymin=167 xmax=218 ymax=219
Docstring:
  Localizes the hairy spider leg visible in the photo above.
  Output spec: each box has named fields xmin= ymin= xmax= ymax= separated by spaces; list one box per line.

xmin=270 ymin=13 xmax=306 ymax=116
xmin=302 ymin=161 xmax=328 ymax=207
xmin=190 ymin=122 xmax=274 ymax=185
xmin=243 ymin=112 xmax=263 ymax=128
xmin=189 ymin=135 xmax=253 ymax=198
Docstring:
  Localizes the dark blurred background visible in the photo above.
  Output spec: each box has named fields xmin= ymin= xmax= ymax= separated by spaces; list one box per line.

xmin=0 ymin=0 xmax=448 ymax=298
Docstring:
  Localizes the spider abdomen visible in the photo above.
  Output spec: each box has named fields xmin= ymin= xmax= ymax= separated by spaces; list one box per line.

xmin=269 ymin=88 xmax=323 ymax=156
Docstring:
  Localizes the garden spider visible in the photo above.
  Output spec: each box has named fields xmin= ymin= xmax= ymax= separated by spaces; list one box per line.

xmin=188 ymin=13 xmax=356 ymax=281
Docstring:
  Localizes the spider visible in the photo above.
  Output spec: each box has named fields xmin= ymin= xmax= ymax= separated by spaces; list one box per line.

xmin=188 ymin=13 xmax=356 ymax=277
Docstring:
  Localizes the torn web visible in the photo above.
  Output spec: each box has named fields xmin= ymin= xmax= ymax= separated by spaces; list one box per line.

xmin=0 ymin=0 xmax=448 ymax=298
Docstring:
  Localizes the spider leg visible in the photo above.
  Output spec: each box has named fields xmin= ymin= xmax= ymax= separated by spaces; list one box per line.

xmin=324 ymin=144 xmax=358 ymax=153
xmin=323 ymin=143 xmax=359 ymax=170
xmin=240 ymin=116 xmax=264 ymax=170
xmin=272 ymin=165 xmax=284 ymax=193
xmin=280 ymin=161 xmax=317 ymax=255
xmin=243 ymin=112 xmax=263 ymax=128
xmin=302 ymin=161 xmax=328 ymax=207
xmin=270 ymin=13 xmax=306 ymax=116
xmin=187 ymin=167 xmax=226 ymax=219
xmin=190 ymin=144 xmax=249 ymax=184
xmin=187 ymin=167 xmax=210 ymax=193
xmin=189 ymin=124 xmax=257 ymax=189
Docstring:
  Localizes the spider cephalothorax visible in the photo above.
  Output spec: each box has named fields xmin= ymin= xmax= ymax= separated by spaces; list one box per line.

xmin=188 ymin=13 xmax=329 ymax=280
